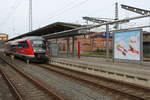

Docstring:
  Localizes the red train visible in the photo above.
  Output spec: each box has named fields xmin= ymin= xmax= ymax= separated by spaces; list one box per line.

xmin=4 ymin=36 xmax=48 ymax=62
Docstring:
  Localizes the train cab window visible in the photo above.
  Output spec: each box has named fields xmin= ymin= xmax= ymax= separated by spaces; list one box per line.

xmin=31 ymin=40 xmax=46 ymax=49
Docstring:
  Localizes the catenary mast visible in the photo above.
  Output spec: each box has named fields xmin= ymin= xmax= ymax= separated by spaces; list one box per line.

xmin=29 ymin=0 xmax=32 ymax=32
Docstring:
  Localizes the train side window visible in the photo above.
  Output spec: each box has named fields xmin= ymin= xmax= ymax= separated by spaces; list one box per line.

xmin=23 ymin=41 xmax=29 ymax=48
xmin=18 ymin=41 xmax=29 ymax=48
xmin=18 ymin=42 xmax=23 ymax=48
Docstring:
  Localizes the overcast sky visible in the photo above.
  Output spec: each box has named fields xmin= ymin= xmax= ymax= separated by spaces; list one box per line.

xmin=0 ymin=0 xmax=150 ymax=39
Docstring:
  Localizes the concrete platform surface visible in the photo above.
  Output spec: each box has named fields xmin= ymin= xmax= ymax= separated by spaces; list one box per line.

xmin=49 ymin=56 xmax=150 ymax=88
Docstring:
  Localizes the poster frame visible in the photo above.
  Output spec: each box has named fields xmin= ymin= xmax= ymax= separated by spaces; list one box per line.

xmin=113 ymin=29 xmax=143 ymax=62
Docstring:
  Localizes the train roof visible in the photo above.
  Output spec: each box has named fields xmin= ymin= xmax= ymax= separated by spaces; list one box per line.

xmin=6 ymin=36 xmax=44 ymax=44
xmin=17 ymin=36 xmax=45 ymax=42
xmin=22 ymin=36 xmax=44 ymax=40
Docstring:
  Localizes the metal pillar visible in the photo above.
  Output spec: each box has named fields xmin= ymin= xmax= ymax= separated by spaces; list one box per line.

xmin=77 ymin=41 xmax=80 ymax=58
xmin=112 ymin=31 xmax=115 ymax=63
xmin=72 ymin=36 xmax=75 ymax=57
xmin=56 ymin=38 xmax=58 ymax=43
xmin=106 ymin=24 xmax=109 ymax=59
xmin=140 ymin=31 xmax=143 ymax=64
xmin=92 ymin=38 xmax=94 ymax=51
xmin=115 ymin=2 xmax=119 ymax=29
xmin=55 ymin=38 xmax=58 ymax=57
xmin=67 ymin=37 xmax=70 ymax=57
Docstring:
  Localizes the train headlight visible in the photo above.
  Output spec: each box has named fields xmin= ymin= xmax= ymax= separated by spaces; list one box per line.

xmin=33 ymin=49 xmax=37 ymax=52
xmin=33 ymin=49 xmax=45 ymax=53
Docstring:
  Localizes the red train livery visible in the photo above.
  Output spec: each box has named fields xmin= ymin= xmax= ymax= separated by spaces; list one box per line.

xmin=5 ymin=36 xmax=48 ymax=62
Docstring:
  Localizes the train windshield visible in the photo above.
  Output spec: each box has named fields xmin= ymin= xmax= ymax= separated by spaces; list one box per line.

xmin=31 ymin=40 xmax=46 ymax=49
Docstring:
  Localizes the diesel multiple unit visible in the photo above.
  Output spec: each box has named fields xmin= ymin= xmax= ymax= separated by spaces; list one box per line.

xmin=5 ymin=36 xmax=48 ymax=62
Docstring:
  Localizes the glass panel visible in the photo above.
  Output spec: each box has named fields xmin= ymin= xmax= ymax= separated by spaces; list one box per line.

xmin=31 ymin=40 xmax=46 ymax=49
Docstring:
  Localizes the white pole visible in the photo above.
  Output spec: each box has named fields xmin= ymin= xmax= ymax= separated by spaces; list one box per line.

xmin=29 ymin=0 xmax=32 ymax=32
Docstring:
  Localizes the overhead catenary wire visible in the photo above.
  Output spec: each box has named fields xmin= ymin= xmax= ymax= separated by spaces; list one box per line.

xmin=43 ymin=14 xmax=150 ymax=38
xmin=49 ymin=0 xmax=89 ymax=20
xmin=39 ymin=0 xmax=79 ymax=26
xmin=0 ymin=0 xmax=23 ymax=27
xmin=38 ymin=0 xmax=89 ymax=28
xmin=85 ymin=3 xmax=115 ymax=18
xmin=47 ymin=0 xmax=80 ymax=17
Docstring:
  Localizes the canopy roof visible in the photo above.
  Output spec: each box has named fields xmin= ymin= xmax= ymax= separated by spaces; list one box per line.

xmin=9 ymin=22 xmax=82 ymax=41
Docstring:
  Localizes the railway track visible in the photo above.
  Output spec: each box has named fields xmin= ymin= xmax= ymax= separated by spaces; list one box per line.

xmin=1 ymin=53 xmax=150 ymax=100
xmin=36 ymin=63 xmax=150 ymax=100
xmin=0 ymin=68 xmax=22 ymax=100
xmin=0 ymin=57 xmax=64 ymax=100
xmin=0 ymin=69 xmax=17 ymax=100
xmin=1 ymin=54 xmax=114 ymax=100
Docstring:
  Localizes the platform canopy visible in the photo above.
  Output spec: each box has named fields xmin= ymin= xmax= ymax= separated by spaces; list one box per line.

xmin=9 ymin=22 xmax=83 ymax=41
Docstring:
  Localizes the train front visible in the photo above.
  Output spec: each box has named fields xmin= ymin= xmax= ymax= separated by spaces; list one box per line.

xmin=30 ymin=38 xmax=48 ymax=62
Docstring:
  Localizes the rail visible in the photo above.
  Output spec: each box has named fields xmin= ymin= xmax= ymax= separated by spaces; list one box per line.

xmin=37 ymin=63 xmax=150 ymax=100
xmin=0 ymin=68 xmax=23 ymax=100
xmin=0 ymin=56 xmax=64 ymax=100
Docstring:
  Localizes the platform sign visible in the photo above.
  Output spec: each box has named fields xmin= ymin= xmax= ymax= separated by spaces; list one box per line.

xmin=114 ymin=30 xmax=141 ymax=60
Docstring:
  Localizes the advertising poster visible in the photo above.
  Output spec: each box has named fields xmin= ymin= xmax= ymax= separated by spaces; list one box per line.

xmin=114 ymin=30 xmax=141 ymax=60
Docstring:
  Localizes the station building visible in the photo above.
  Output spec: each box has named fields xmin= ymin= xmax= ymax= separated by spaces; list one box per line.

xmin=75 ymin=32 xmax=113 ymax=52
xmin=143 ymin=31 xmax=150 ymax=57
xmin=8 ymin=22 xmax=150 ymax=58
xmin=0 ymin=33 xmax=8 ymax=40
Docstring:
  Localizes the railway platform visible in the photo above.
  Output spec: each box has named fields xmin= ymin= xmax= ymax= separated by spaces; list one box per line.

xmin=49 ymin=56 xmax=150 ymax=88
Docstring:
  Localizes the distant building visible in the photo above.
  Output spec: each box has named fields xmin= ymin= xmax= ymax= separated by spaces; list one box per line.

xmin=143 ymin=31 xmax=150 ymax=57
xmin=54 ymin=32 xmax=113 ymax=53
xmin=75 ymin=32 xmax=113 ymax=52
xmin=0 ymin=33 xmax=8 ymax=40
xmin=143 ymin=31 xmax=150 ymax=44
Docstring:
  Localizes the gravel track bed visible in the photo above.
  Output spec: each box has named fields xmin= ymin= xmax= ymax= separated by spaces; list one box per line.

xmin=0 ymin=59 xmax=54 ymax=100
xmin=11 ymin=59 xmax=113 ymax=100
xmin=0 ymin=71 xmax=16 ymax=100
